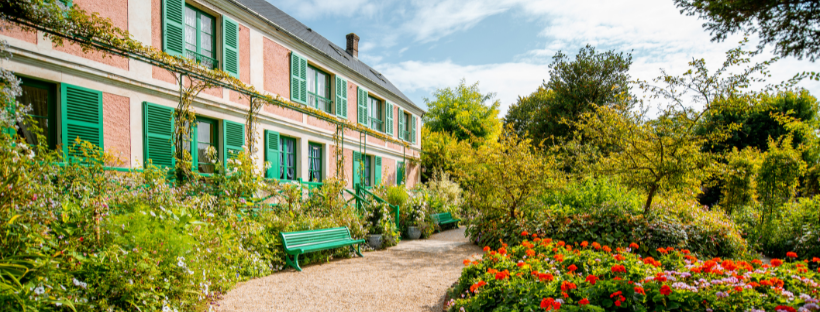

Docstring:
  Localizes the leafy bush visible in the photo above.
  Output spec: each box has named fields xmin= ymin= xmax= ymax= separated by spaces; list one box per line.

xmin=448 ymin=238 xmax=819 ymax=312
xmin=383 ymin=185 xmax=409 ymax=208
xmin=539 ymin=177 xmax=643 ymax=215
xmin=749 ymin=197 xmax=820 ymax=258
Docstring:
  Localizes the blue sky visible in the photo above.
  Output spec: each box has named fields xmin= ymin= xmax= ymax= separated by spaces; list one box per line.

xmin=266 ymin=0 xmax=820 ymax=115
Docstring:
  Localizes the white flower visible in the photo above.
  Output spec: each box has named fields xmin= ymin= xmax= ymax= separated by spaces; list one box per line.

xmin=34 ymin=286 xmax=44 ymax=295
xmin=162 ymin=306 xmax=172 ymax=312
xmin=177 ymin=260 xmax=185 ymax=267
xmin=150 ymin=211 xmax=156 ymax=217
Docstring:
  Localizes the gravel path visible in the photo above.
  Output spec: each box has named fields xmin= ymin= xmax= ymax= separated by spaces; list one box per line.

xmin=216 ymin=227 xmax=482 ymax=312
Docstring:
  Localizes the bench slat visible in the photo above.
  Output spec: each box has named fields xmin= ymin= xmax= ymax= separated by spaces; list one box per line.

xmin=279 ymin=226 xmax=364 ymax=271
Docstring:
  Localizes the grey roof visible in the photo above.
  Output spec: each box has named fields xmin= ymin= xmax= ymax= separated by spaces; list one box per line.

xmin=230 ymin=0 xmax=420 ymax=111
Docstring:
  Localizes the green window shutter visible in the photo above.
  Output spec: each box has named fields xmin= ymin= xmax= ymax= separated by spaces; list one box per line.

xmin=290 ymin=52 xmax=307 ymax=104
xmin=222 ymin=16 xmax=240 ymax=79
xmin=61 ymin=83 xmax=103 ymax=158
xmin=411 ymin=115 xmax=417 ymax=144
xmin=357 ymin=87 xmax=368 ymax=126
xmin=162 ymin=0 xmax=185 ymax=57
xmin=143 ymin=102 xmax=175 ymax=169
xmin=397 ymin=108 xmax=405 ymax=140
xmin=59 ymin=0 xmax=73 ymax=7
xmin=397 ymin=161 xmax=404 ymax=185
xmin=374 ymin=156 xmax=382 ymax=186
xmin=265 ymin=130 xmax=280 ymax=179
xmin=352 ymin=151 xmax=361 ymax=187
xmin=335 ymin=77 xmax=348 ymax=118
xmin=385 ymin=102 xmax=394 ymax=136
xmin=222 ymin=120 xmax=245 ymax=169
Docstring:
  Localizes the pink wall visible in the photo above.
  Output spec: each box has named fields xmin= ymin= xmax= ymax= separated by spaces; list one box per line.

xmin=263 ymin=38 xmax=289 ymax=98
xmin=307 ymin=116 xmax=336 ymax=132
xmin=151 ymin=0 xmax=176 ymax=84
xmin=238 ymin=24 xmax=250 ymax=84
xmin=55 ymin=0 xmax=129 ymax=70
xmin=328 ymin=148 xmax=354 ymax=188
xmin=103 ymin=92 xmax=130 ymax=165
xmin=382 ymin=157 xmax=396 ymax=186
xmin=0 ymin=22 xmax=37 ymax=44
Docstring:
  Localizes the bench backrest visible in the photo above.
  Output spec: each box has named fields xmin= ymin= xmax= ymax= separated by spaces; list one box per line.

xmin=431 ymin=212 xmax=453 ymax=223
xmin=280 ymin=227 xmax=353 ymax=249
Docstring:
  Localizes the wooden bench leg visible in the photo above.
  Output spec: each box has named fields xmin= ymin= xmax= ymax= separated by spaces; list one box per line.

xmin=285 ymin=254 xmax=302 ymax=272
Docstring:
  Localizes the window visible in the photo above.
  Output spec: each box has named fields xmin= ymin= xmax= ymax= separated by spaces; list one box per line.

xmin=397 ymin=161 xmax=405 ymax=185
xmin=307 ymin=66 xmax=332 ymax=113
xmin=184 ymin=5 xmax=216 ymax=68
xmin=193 ymin=117 xmax=217 ymax=173
xmin=369 ymin=96 xmax=382 ymax=131
xmin=402 ymin=112 xmax=411 ymax=141
xmin=308 ymin=143 xmax=322 ymax=182
xmin=280 ymin=136 xmax=296 ymax=180
xmin=16 ymin=77 xmax=56 ymax=148
xmin=362 ymin=155 xmax=371 ymax=187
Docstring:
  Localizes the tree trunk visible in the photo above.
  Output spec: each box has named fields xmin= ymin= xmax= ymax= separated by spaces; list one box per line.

xmin=644 ymin=184 xmax=658 ymax=214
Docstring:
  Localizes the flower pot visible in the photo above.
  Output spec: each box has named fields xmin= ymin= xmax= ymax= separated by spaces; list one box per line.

xmin=367 ymin=234 xmax=383 ymax=249
xmin=407 ymin=226 xmax=421 ymax=240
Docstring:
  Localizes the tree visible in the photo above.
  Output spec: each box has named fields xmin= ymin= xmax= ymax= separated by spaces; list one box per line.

xmin=675 ymin=0 xmax=820 ymax=61
xmin=757 ymin=135 xmax=806 ymax=222
xmin=419 ymin=127 xmax=473 ymax=182
xmin=504 ymin=45 xmax=633 ymax=145
xmin=422 ymin=79 xmax=502 ymax=143
xmin=697 ymin=90 xmax=820 ymax=205
xmin=575 ymin=41 xmax=806 ymax=213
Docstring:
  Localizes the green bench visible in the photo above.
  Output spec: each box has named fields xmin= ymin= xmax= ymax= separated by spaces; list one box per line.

xmin=431 ymin=212 xmax=461 ymax=231
xmin=280 ymin=227 xmax=365 ymax=271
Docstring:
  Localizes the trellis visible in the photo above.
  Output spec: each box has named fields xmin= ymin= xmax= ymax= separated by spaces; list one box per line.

xmin=2 ymin=1 xmax=416 ymax=186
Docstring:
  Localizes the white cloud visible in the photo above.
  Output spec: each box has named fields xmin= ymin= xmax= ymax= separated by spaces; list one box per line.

xmin=376 ymin=60 xmax=550 ymax=112
xmin=400 ymin=0 xmax=521 ymax=43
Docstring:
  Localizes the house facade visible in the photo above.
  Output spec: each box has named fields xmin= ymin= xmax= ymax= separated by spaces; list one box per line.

xmin=1 ymin=0 xmax=423 ymax=187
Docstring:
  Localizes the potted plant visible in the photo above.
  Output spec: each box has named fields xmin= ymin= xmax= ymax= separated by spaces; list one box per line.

xmin=366 ymin=202 xmax=387 ymax=249
xmin=405 ymin=202 xmax=424 ymax=240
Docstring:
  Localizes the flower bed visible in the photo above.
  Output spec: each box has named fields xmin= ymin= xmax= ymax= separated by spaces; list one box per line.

xmin=447 ymin=232 xmax=820 ymax=311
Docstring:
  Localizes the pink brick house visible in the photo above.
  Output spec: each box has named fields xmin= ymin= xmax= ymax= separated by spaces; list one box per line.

xmin=2 ymin=0 xmax=423 ymax=188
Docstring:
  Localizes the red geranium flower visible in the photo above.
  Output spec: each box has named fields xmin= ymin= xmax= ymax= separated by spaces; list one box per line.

xmin=787 ymin=252 xmax=798 ymax=259
xmin=634 ymin=286 xmax=645 ymax=295
xmin=775 ymin=306 xmax=796 ymax=312
xmin=585 ymin=275 xmax=599 ymax=285
xmin=629 ymin=242 xmax=639 ymax=249
xmin=521 ymin=231 xmax=529 ymax=236
xmin=463 ymin=259 xmax=471 ymax=266
xmin=660 ymin=285 xmax=671 ymax=296
xmin=567 ymin=264 xmax=577 ymax=272
xmin=579 ymin=298 xmax=589 ymax=305
xmin=771 ymin=259 xmax=783 ymax=267
xmin=580 ymin=241 xmax=589 ymax=248
xmin=483 ymin=246 xmax=490 ymax=252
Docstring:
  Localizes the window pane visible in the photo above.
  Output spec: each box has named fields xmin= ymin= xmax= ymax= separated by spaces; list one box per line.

xmin=185 ymin=7 xmax=196 ymax=27
xmin=316 ymin=72 xmax=327 ymax=97
xmin=200 ymin=14 xmax=212 ymax=35
xmin=307 ymin=67 xmax=315 ymax=93
xmin=17 ymin=84 xmax=50 ymax=146
xmin=201 ymin=33 xmax=212 ymax=55
xmin=197 ymin=122 xmax=211 ymax=144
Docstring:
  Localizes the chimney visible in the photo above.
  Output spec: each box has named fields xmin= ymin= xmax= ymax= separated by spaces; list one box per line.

xmin=346 ymin=33 xmax=359 ymax=58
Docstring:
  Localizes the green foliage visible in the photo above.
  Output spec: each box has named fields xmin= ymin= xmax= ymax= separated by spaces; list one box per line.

xmin=461 ymin=128 xmax=559 ymax=246
xmin=422 ymin=79 xmax=502 ymax=143
xmin=757 ymin=135 xmax=807 ymax=219
xmin=748 ymin=197 xmax=820 ymax=258
xmin=538 ymin=177 xmax=643 ymax=215
xmin=383 ymin=185 xmax=409 ymax=208
xmin=675 ymin=0 xmax=820 ymax=61
xmin=505 ymin=45 xmax=633 ymax=145
xmin=719 ymin=147 xmax=762 ymax=214
xmin=420 ymin=127 xmax=473 ymax=182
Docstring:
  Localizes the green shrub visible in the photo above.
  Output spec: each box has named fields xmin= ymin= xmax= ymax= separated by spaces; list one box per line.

xmin=750 ymin=197 xmax=820 ymax=258
xmin=384 ymin=185 xmax=409 ymax=208
xmin=539 ymin=177 xmax=643 ymax=215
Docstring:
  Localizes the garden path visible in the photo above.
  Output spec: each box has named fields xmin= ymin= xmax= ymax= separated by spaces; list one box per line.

xmin=216 ymin=226 xmax=482 ymax=312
